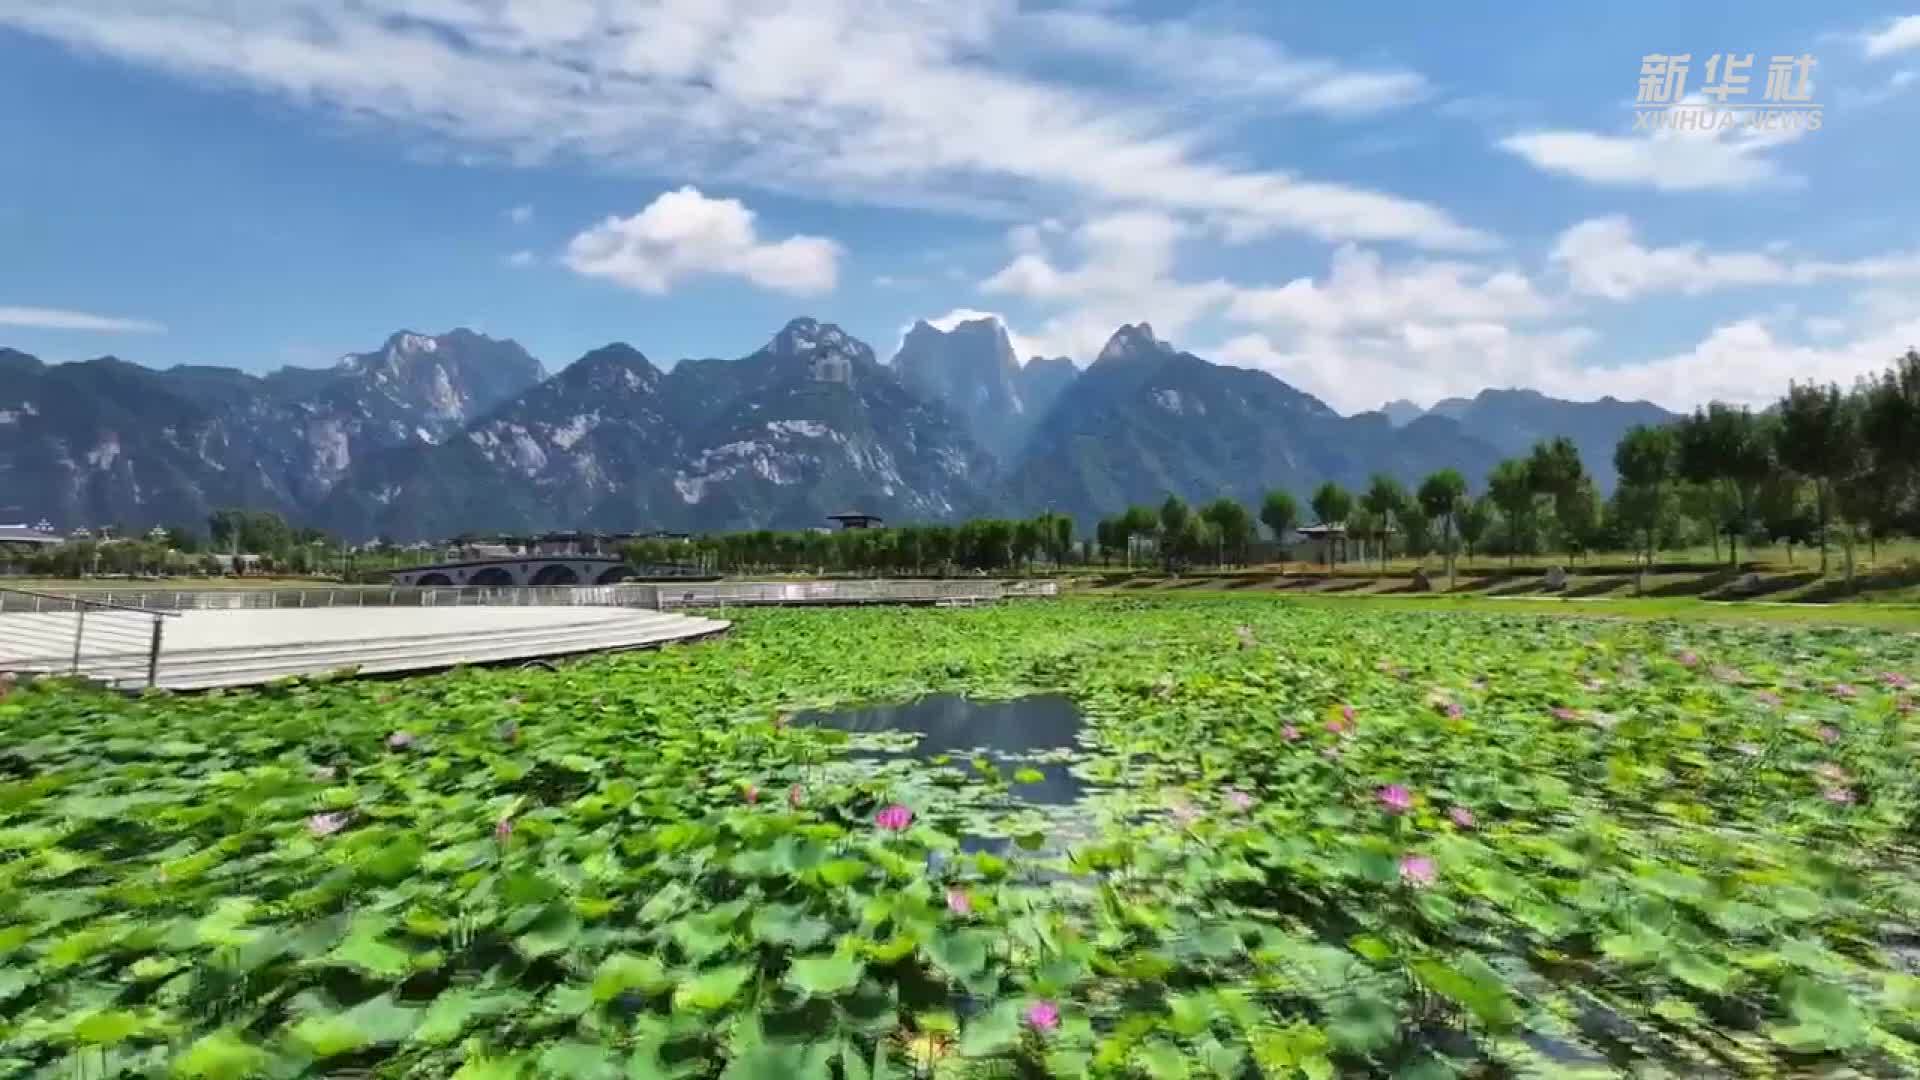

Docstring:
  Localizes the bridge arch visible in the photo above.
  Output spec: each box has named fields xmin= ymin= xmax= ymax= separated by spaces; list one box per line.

xmin=414 ymin=572 xmax=454 ymax=587
xmin=595 ymin=565 xmax=636 ymax=585
xmin=469 ymin=566 xmax=516 ymax=588
xmin=530 ymin=564 xmax=581 ymax=587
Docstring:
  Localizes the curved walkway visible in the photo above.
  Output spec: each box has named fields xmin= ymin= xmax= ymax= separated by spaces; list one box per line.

xmin=0 ymin=606 xmax=728 ymax=691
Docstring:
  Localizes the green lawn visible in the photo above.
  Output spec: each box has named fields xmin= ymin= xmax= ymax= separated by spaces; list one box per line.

xmin=6 ymin=597 xmax=1920 ymax=1075
xmin=1268 ymin=591 xmax=1920 ymax=629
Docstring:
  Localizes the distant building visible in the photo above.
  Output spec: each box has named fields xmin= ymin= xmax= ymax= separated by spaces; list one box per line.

xmin=1294 ymin=523 xmax=1349 ymax=566
xmin=811 ymin=352 xmax=852 ymax=385
xmin=0 ymin=524 xmax=63 ymax=555
xmin=827 ymin=512 xmax=884 ymax=531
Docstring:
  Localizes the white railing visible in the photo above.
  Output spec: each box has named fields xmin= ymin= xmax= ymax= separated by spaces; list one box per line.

xmin=652 ymin=579 xmax=1059 ymax=609
xmin=0 ymin=580 xmax=1060 ymax=686
xmin=0 ymin=579 xmax=1060 ymax=615
xmin=0 ymin=587 xmax=179 ymax=689
xmin=0 ymin=584 xmax=663 ymax=613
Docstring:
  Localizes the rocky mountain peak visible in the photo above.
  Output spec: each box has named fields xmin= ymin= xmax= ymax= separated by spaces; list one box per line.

xmin=562 ymin=343 xmax=661 ymax=395
xmin=771 ymin=317 xmax=879 ymax=367
xmin=1380 ymin=399 xmax=1425 ymax=427
xmin=1095 ymin=322 xmax=1168 ymax=364
xmin=890 ymin=316 xmax=1030 ymax=461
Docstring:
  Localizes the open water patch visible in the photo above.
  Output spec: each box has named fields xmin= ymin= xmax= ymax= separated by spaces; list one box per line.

xmin=796 ymin=693 xmax=1093 ymax=851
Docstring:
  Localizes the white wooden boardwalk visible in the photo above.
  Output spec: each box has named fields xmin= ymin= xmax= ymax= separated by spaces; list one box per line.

xmin=0 ymin=606 xmax=728 ymax=691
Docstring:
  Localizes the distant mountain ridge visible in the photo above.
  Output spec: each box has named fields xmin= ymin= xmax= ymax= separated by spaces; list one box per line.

xmin=1376 ymin=389 xmax=1676 ymax=487
xmin=0 ymin=330 xmax=544 ymax=528
xmin=1005 ymin=324 xmax=1506 ymax=523
xmin=2 ymin=319 xmax=1678 ymax=537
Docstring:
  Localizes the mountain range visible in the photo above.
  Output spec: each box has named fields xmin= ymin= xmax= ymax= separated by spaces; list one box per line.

xmin=0 ymin=319 xmax=1676 ymax=539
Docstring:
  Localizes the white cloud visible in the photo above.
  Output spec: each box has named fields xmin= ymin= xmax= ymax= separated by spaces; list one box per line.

xmin=504 ymin=249 xmax=537 ymax=267
xmin=980 ymin=211 xmax=1237 ymax=360
xmin=1215 ymin=299 xmax=1920 ymax=414
xmin=1225 ymin=245 xmax=1551 ymax=335
xmin=1499 ymin=97 xmax=1810 ymax=191
xmin=1014 ymin=10 xmax=1429 ymax=116
xmin=900 ymin=308 xmax=1046 ymax=362
xmin=0 ymin=306 xmax=166 ymax=333
xmin=1215 ymin=325 xmax=1599 ymax=414
xmin=1550 ymin=216 xmax=1920 ymax=300
xmin=1864 ymin=15 xmax=1920 ymax=58
xmin=0 ymin=0 xmax=1487 ymax=250
xmin=507 ymin=204 xmax=534 ymax=225
xmin=562 ymin=186 xmax=840 ymax=296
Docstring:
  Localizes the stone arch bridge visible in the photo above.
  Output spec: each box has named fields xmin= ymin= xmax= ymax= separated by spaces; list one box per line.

xmin=389 ymin=556 xmax=655 ymax=589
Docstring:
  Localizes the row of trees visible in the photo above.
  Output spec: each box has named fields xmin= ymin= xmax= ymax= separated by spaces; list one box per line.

xmin=622 ymin=513 xmax=1079 ymax=576
xmin=1616 ymin=352 xmax=1920 ymax=579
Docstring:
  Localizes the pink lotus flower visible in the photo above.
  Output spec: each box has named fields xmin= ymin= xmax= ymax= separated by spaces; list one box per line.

xmin=1444 ymin=702 xmax=1464 ymax=719
xmin=1281 ymin=724 xmax=1301 ymax=742
xmin=874 ymin=804 xmax=913 ymax=831
xmin=386 ymin=731 xmax=415 ymax=749
xmin=743 ymin=783 xmax=760 ymax=805
xmin=946 ymin=888 xmax=972 ymax=917
xmin=1324 ymin=718 xmax=1348 ymax=736
xmin=1832 ymin=683 xmax=1858 ymax=700
xmin=1818 ymin=725 xmax=1840 ymax=744
xmin=1901 ymin=698 xmax=1916 ymax=715
xmin=1823 ymin=786 xmax=1856 ymax=805
xmin=1815 ymin=762 xmax=1849 ymax=783
xmin=1226 ymin=790 xmax=1255 ymax=813
xmin=1448 ymin=806 xmax=1475 ymax=829
xmin=1399 ymin=853 xmax=1437 ymax=887
xmin=494 ymin=816 xmax=513 ymax=844
xmin=1884 ymin=672 xmax=1913 ymax=689
xmin=1341 ymin=704 xmax=1356 ymax=723
xmin=1378 ymin=785 xmax=1414 ymax=814
xmin=1676 ymin=650 xmax=1700 ymax=668
xmin=788 ymin=784 xmax=804 ymax=809
xmin=307 ymin=812 xmax=348 ymax=838
xmin=1025 ymin=1001 xmax=1061 ymax=1032
xmin=1170 ymin=802 xmax=1201 ymax=827
xmin=1756 ymin=691 xmax=1783 ymax=708
xmin=1552 ymin=707 xmax=1579 ymax=722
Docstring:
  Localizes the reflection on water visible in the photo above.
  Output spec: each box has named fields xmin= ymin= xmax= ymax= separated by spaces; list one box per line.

xmin=797 ymin=694 xmax=1089 ymax=818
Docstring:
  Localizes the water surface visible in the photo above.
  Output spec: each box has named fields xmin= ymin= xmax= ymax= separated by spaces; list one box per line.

xmin=798 ymin=693 xmax=1087 ymax=805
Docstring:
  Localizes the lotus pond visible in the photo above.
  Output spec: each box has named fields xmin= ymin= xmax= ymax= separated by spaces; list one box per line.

xmin=5 ymin=597 xmax=1920 ymax=1078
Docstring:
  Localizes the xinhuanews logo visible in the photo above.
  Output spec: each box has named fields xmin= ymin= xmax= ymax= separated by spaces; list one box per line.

xmin=1633 ymin=52 xmax=1824 ymax=132
xmin=1635 ymin=108 xmax=1823 ymax=132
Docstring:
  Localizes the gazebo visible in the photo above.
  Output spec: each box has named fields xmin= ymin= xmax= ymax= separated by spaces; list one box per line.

xmin=827 ymin=512 xmax=884 ymax=531
xmin=1294 ymin=523 xmax=1349 ymax=566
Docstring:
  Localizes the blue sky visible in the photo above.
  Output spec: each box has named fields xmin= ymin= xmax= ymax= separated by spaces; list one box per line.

xmin=2 ymin=1 xmax=1918 ymax=412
